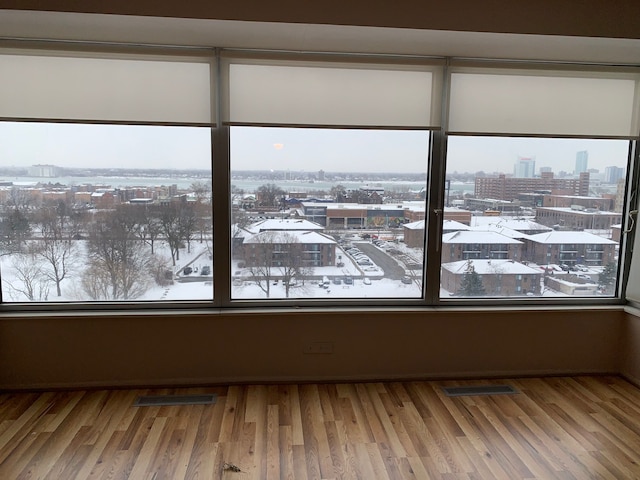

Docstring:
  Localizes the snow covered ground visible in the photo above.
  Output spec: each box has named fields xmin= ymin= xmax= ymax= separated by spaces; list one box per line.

xmin=231 ymin=277 xmax=420 ymax=300
xmin=0 ymin=232 xmax=609 ymax=302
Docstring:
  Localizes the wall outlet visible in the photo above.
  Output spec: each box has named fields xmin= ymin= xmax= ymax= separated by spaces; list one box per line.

xmin=303 ymin=342 xmax=334 ymax=354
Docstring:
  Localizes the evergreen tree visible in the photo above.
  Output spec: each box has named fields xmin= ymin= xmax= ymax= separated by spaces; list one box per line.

xmin=598 ymin=262 xmax=617 ymax=294
xmin=459 ymin=260 xmax=486 ymax=296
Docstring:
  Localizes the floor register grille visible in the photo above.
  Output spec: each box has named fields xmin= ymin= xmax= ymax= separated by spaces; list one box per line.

xmin=134 ymin=394 xmax=217 ymax=407
xmin=442 ymin=385 xmax=518 ymax=397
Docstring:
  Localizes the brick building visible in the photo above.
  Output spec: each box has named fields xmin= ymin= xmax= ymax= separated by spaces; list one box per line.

xmin=242 ymin=230 xmax=336 ymax=268
xmin=525 ymin=231 xmax=617 ymax=266
xmin=535 ymin=207 xmax=622 ymax=230
xmin=475 ymin=172 xmax=589 ymax=201
xmin=441 ymin=231 xmax=524 ymax=262
xmin=441 ymin=259 xmax=541 ymax=296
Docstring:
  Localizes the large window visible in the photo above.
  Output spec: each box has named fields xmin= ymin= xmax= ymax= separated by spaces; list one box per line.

xmin=0 ymin=48 xmax=638 ymax=308
xmin=226 ymin=60 xmax=439 ymax=301
xmin=230 ymin=127 xmax=429 ymax=299
xmin=442 ymin=136 xmax=629 ymax=299
xmin=0 ymin=122 xmax=212 ymax=302
xmin=0 ymin=51 xmax=214 ymax=304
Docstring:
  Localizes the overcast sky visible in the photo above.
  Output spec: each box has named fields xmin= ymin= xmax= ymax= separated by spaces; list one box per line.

xmin=0 ymin=122 xmax=630 ymax=174
xmin=0 ymin=122 xmax=212 ymax=171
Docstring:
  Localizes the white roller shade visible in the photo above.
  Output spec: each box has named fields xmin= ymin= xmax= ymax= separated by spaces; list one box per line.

xmin=448 ymin=72 xmax=639 ymax=137
xmin=229 ymin=64 xmax=436 ymax=127
xmin=0 ymin=54 xmax=212 ymax=124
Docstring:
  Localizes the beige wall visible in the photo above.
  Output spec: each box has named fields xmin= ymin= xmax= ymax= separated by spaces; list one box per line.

xmin=0 ymin=309 xmax=624 ymax=390
xmin=0 ymin=1 xmax=638 ymax=391
xmin=622 ymin=311 xmax=640 ymax=386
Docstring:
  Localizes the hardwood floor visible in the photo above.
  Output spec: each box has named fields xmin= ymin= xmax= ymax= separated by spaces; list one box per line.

xmin=1 ymin=376 xmax=640 ymax=479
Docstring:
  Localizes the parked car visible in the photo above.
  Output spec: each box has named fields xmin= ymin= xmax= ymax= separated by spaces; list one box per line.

xmin=343 ymin=276 xmax=353 ymax=285
xmin=401 ymin=276 xmax=412 ymax=284
xmin=183 ymin=266 xmax=192 ymax=275
xmin=363 ymin=277 xmax=372 ymax=285
xmin=200 ymin=265 xmax=211 ymax=275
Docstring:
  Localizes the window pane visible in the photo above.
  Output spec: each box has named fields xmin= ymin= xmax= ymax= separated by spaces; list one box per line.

xmin=0 ymin=54 xmax=212 ymax=123
xmin=0 ymin=122 xmax=212 ymax=303
xmin=230 ymin=126 xmax=429 ymax=300
xmin=441 ymin=136 xmax=628 ymax=299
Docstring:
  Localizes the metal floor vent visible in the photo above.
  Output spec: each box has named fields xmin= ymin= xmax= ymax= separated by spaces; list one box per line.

xmin=134 ymin=394 xmax=217 ymax=407
xmin=442 ymin=385 xmax=518 ymax=397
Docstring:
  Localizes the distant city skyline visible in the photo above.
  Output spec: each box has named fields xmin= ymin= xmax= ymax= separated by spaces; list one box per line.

xmin=575 ymin=150 xmax=589 ymax=174
xmin=0 ymin=122 xmax=630 ymax=175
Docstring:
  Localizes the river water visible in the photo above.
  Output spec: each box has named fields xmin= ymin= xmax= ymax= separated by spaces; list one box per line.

xmin=3 ymin=174 xmax=445 ymax=194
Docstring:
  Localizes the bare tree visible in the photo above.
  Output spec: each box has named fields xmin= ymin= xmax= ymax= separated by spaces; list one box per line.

xmin=193 ymin=201 xmax=211 ymax=245
xmin=181 ymin=205 xmax=198 ymax=254
xmin=190 ymin=180 xmax=211 ymax=203
xmin=3 ymin=249 xmax=51 ymax=301
xmin=0 ymin=208 xmax=31 ymax=256
xmin=231 ymin=209 xmax=252 ymax=258
xmin=127 ymin=204 xmax=161 ymax=254
xmin=243 ymin=232 xmax=276 ymax=298
xmin=243 ymin=231 xmax=313 ymax=298
xmin=79 ymin=261 xmax=112 ymax=301
xmin=6 ymin=185 xmax=35 ymax=211
xmin=329 ymin=184 xmax=347 ymax=202
xmin=276 ymin=232 xmax=304 ymax=298
xmin=157 ymin=202 xmax=198 ymax=264
xmin=231 ymin=209 xmax=252 ymax=237
xmin=189 ymin=182 xmax=213 ymax=244
xmin=33 ymin=206 xmax=77 ymax=297
xmin=85 ymin=208 xmax=151 ymax=300
xmin=149 ymin=254 xmax=173 ymax=287
xmin=257 ymin=183 xmax=285 ymax=208
xmin=157 ymin=204 xmax=182 ymax=265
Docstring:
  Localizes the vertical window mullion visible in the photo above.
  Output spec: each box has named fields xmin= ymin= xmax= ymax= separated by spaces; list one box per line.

xmin=621 ymin=140 xmax=640 ymax=301
xmin=212 ymin=51 xmax=232 ymax=307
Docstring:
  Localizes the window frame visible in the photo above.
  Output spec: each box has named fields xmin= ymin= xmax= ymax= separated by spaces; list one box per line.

xmin=0 ymin=44 xmax=637 ymax=311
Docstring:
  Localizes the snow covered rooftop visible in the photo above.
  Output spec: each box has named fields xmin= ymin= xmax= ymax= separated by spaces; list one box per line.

xmin=248 ymin=218 xmax=324 ymax=233
xmin=469 ymin=225 xmax=531 ymax=240
xmin=403 ymin=220 xmax=424 ymax=230
xmin=536 ymin=207 xmax=620 ymax=215
xmin=527 ymin=230 xmax=617 ymax=244
xmin=399 ymin=219 xmax=470 ymax=232
xmin=326 ymin=204 xmax=406 ymax=212
xmin=442 ymin=259 xmax=542 ymax=275
xmin=442 ymin=219 xmax=471 ymax=231
xmin=442 ymin=231 xmax=523 ymax=244
xmin=470 ymin=216 xmax=550 ymax=232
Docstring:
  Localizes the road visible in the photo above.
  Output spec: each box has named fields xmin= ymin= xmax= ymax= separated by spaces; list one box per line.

xmin=355 ymin=242 xmax=405 ymax=280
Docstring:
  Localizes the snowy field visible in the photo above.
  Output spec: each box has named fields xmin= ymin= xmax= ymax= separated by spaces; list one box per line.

xmin=1 ymin=232 xmax=608 ymax=303
xmin=0 ymin=238 xmax=423 ymax=302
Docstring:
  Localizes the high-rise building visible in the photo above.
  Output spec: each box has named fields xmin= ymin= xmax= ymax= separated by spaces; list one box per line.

xmin=514 ymin=156 xmax=536 ymax=178
xmin=605 ymin=165 xmax=625 ymax=184
xmin=575 ymin=150 xmax=588 ymax=174
xmin=28 ymin=164 xmax=58 ymax=177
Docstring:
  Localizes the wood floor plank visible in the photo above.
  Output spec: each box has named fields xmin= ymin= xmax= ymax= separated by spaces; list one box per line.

xmin=288 ymin=385 xmax=305 ymax=446
xmin=278 ymin=425 xmax=295 ymax=480
xmin=1 ymin=376 xmax=640 ymax=479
